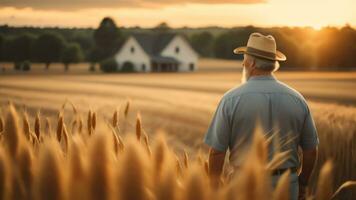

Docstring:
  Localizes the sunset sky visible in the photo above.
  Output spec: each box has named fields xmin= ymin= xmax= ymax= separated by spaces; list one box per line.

xmin=0 ymin=0 xmax=355 ymax=29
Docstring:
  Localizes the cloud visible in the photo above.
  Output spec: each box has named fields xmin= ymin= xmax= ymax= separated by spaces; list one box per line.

xmin=0 ymin=0 xmax=266 ymax=11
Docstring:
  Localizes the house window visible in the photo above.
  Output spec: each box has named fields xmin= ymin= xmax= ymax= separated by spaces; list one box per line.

xmin=189 ymin=63 xmax=195 ymax=71
xmin=130 ymin=46 xmax=135 ymax=53
xmin=175 ymin=46 xmax=180 ymax=54
xmin=142 ymin=64 xmax=146 ymax=71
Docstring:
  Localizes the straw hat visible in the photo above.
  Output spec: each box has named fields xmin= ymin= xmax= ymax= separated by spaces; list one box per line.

xmin=233 ymin=32 xmax=286 ymax=61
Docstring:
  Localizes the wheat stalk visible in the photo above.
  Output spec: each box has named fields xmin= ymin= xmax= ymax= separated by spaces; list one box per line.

xmin=112 ymin=109 xmax=119 ymax=128
xmin=45 ymin=117 xmax=51 ymax=137
xmin=35 ymin=140 xmax=66 ymax=200
xmin=87 ymin=133 xmax=113 ymax=200
xmin=272 ymin=170 xmax=290 ymax=200
xmin=124 ymin=100 xmax=130 ymax=118
xmin=87 ymin=110 xmax=92 ymax=135
xmin=117 ymin=137 xmax=150 ymax=200
xmin=23 ymin=112 xmax=31 ymax=140
xmin=0 ymin=115 xmax=4 ymax=133
xmin=0 ymin=147 xmax=10 ymax=200
xmin=3 ymin=104 xmax=21 ymax=157
xmin=34 ymin=112 xmax=41 ymax=141
xmin=136 ymin=113 xmax=142 ymax=141
xmin=56 ymin=114 xmax=63 ymax=142
xmin=91 ymin=112 xmax=96 ymax=131
xmin=316 ymin=160 xmax=333 ymax=200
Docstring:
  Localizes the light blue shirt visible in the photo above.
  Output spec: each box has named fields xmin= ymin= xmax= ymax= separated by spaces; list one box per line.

xmin=204 ymin=75 xmax=319 ymax=168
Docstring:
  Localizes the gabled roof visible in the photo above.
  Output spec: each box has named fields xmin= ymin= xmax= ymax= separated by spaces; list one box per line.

xmin=131 ymin=32 xmax=177 ymax=56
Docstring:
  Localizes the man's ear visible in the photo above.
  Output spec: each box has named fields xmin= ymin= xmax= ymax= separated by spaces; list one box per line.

xmin=250 ymin=59 xmax=256 ymax=70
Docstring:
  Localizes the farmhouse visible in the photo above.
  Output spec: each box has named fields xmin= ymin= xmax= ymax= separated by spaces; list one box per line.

xmin=114 ymin=33 xmax=199 ymax=72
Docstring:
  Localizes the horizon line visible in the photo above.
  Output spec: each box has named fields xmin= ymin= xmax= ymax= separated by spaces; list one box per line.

xmin=1 ymin=23 xmax=355 ymax=30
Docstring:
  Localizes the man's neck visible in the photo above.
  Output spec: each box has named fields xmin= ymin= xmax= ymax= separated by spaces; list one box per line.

xmin=250 ymin=69 xmax=272 ymax=77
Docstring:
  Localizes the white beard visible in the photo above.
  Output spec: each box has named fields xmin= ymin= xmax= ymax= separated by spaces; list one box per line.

xmin=241 ymin=67 xmax=248 ymax=84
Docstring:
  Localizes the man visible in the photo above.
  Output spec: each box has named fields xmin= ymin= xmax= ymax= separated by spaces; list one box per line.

xmin=204 ymin=33 xmax=319 ymax=200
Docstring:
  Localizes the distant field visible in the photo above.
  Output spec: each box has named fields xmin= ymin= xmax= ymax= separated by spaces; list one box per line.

xmin=0 ymin=58 xmax=242 ymax=74
xmin=1 ymin=69 xmax=356 ymax=148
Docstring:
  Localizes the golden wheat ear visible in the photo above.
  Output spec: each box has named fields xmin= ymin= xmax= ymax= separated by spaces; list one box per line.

xmin=0 ymin=147 xmax=10 ymax=200
xmin=273 ymin=170 xmax=290 ymax=200
xmin=77 ymin=117 xmax=83 ymax=134
xmin=68 ymin=100 xmax=78 ymax=115
xmin=56 ymin=114 xmax=64 ymax=142
xmin=34 ymin=111 xmax=41 ymax=141
xmin=22 ymin=112 xmax=31 ymax=141
xmin=17 ymin=140 xmax=34 ymax=198
xmin=153 ymin=134 xmax=168 ymax=179
xmin=124 ymin=100 xmax=130 ymax=118
xmin=68 ymin=135 xmax=89 ymax=200
xmin=136 ymin=112 xmax=142 ymax=141
xmin=91 ymin=112 xmax=96 ymax=131
xmin=45 ymin=117 xmax=52 ymax=137
xmin=0 ymin=115 xmax=4 ymax=133
xmin=62 ymin=124 xmax=69 ymax=153
xmin=87 ymin=110 xmax=92 ymax=135
xmin=117 ymin=137 xmax=150 ymax=200
xmin=155 ymin=149 xmax=179 ymax=200
xmin=316 ymin=160 xmax=333 ymax=200
xmin=112 ymin=109 xmax=119 ymax=128
xmin=142 ymin=130 xmax=152 ymax=157
xmin=182 ymin=150 xmax=189 ymax=169
xmin=35 ymin=140 xmax=66 ymax=200
xmin=331 ymin=181 xmax=356 ymax=199
xmin=4 ymin=104 xmax=21 ymax=157
xmin=182 ymin=163 xmax=210 ymax=200
xmin=87 ymin=132 xmax=113 ymax=200
xmin=107 ymin=122 xmax=122 ymax=155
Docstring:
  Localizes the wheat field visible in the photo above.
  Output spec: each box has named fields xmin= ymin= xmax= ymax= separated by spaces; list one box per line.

xmin=0 ymin=67 xmax=356 ymax=199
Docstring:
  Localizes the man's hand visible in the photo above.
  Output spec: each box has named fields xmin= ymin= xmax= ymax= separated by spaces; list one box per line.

xmin=298 ymin=147 xmax=318 ymax=199
xmin=208 ymin=147 xmax=226 ymax=188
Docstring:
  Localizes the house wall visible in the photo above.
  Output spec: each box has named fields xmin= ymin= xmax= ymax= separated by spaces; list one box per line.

xmin=160 ymin=36 xmax=199 ymax=72
xmin=114 ymin=37 xmax=151 ymax=72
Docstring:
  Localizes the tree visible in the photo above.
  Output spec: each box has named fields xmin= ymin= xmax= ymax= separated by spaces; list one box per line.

xmin=93 ymin=17 xmax=121 ymax=62
xmin=99 ymin=57 xmax=118 ymax=73
xmin=69 ymin=32 xmax=94 ymax=61
xmin=190 ymin=32 xmax=214 ymax=57
xmin=0 ymin=34 xmax=4 ymax=61
xmin=213 ymin=26 xmax=259 ymax=60
xmin=153 ymin=22 xmax=171 ymax=32
xmin=61 ymin=42 xmax=84 ymax=71
xmin=2 ymin=33 xmax=36 ymax=63
xmin=33 ymin=32 xmax=66 ymax=69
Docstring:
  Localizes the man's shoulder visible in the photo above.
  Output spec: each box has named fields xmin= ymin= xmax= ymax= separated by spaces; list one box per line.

xmin=222 ymin=80 xmax=308 ymax=104
xmin=222 ymin=83 xmax=248 ymax=101
xmin=276 ymin=80 xmax=307 ymax=102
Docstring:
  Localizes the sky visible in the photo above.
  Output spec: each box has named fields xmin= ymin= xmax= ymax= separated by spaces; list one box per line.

xmin=0 ymin=0 xmax=355 ymax=29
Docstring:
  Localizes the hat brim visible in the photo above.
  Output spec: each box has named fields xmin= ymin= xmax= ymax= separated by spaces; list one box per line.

xmin=233 ymin=46 xmax=287 ymax=61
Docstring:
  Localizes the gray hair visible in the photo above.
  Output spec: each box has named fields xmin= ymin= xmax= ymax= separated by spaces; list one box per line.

xmin=246 ymin=54 xmax=280 ymax=72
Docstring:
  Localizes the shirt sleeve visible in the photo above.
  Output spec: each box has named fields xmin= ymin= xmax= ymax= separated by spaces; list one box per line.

xmin=204 ymin=98 xmax=231 ymax=152
xmin=300 ymin=105 xmax=319 ymax=150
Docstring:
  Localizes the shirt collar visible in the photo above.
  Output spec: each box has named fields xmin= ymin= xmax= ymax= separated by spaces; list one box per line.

xmin=248 ymin=75 xmax=276 ymax=81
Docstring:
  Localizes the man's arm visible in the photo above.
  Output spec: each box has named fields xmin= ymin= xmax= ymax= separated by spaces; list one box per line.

xmin=208 ymin=147 xmax=226 ymax=187
xmin=298 ymin=147 xmax=318 ymax=199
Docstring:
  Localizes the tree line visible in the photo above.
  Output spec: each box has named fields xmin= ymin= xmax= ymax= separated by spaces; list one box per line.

xmin=190 ymin=25 xmax=356 ymax=70
xmin=0 ymin=18 xmax=355 ymax=71
xmin=0 ymin=17 xmax=122 ymax=71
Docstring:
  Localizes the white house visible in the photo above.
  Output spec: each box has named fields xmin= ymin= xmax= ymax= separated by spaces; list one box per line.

xmin=114 ymin=33 xmax=199 ymax=72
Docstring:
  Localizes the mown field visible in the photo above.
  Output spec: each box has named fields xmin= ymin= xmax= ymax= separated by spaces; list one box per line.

xmin=0 ymin=60 xmax=356 ymax=199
